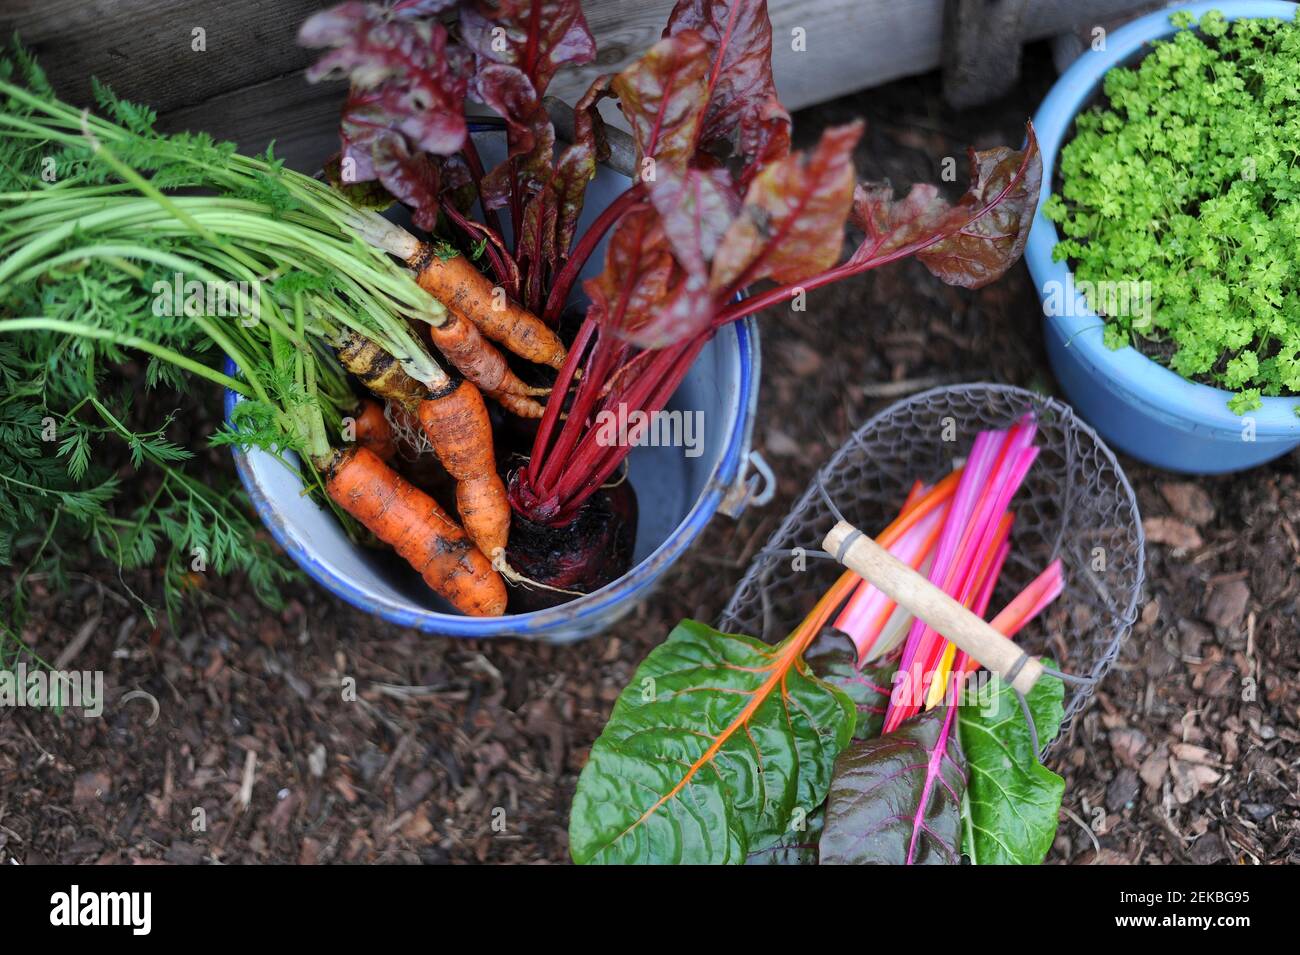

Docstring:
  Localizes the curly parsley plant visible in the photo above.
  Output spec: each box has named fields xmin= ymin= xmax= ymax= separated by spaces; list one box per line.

xmin=1043 ymin=10 xmax=1300 ymax=414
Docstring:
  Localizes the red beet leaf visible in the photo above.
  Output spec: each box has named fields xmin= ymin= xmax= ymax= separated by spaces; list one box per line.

xmin=662 ymin=0 xmax=791 ymax=179
xmin=709 ymin=121 xmax=862 ymax=295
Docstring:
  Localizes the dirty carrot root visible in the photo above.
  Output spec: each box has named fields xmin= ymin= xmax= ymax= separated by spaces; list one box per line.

xmin=333 ymin=331 xmax=513 ymax=555
xmin=335 ymin=332 xmax=429 ymax=406
xmin=413 ymin=249 xmax=566 ymax=370
xmin=324 ymin=447 xmax=506 ymax=617
xmin=417 ymin=380 xmax=511 ymax=559
xmin=427 ymin=309 xmax=549 ymax=400
xmin=488 ymin=388 xmax=546 ymax=419
xmin=352 ymin=399 xmax=397 ymax=462
xmin=456 ymin=474 xmax=511 ymax=562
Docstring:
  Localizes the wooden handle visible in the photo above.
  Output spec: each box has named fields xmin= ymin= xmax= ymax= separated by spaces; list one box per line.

xmin=822 ymin=520 xmax=1043 ymax=695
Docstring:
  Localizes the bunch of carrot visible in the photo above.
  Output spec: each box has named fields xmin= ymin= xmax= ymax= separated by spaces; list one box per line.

xmin=0 ymin=58 xmax=575 ymax=617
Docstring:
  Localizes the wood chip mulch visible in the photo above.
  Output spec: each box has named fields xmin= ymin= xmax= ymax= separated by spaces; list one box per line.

xmin=1 ymin=46 xmax=1295 ymax=865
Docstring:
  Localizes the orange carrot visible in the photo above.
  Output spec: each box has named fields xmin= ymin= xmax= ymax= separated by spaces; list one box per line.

xmin=487 ymin=388 xmax=545 ymax=419
xmin=427 ymin=309 xmax=548 ymax=399
xmin=414 ymin=249 xmax=566 ymax=369
xmin=324 ymin=447 xmax=506 ymax=616
xmin=352 ymin=399 xmax=397 ymax=462
xmin=455 ymin=474 xmax=510 ymax=561
xmin=417 ymin=380 xmax=511 ymax=559
xmin=335 ymin=332 xmax=428 ymax=406
xmin=334 ymin=333 xmax=515 ymax=558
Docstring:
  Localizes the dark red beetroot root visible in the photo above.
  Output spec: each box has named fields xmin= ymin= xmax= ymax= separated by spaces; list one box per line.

xmin=505 ymin=480 xmax=637 ymax=613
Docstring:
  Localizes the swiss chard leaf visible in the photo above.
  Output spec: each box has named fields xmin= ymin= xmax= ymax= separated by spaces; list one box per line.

xmin=568 ymin=619 xmax=854 ymax=864
xmin=627 ymin=270 xmax=712 ymax=348
xmin=303 ymin=1 xmax=598 ymax=231
xmin=917 ymin=129 xmax=1042 ymax=288
xmin=460 ymin=0 xmax=596 ymax=99
xmin=370 ymin=133 xmax=442 ymax=230
xmin=516 ymin=178 xmax=559 ymax=308
xmin=551 ymin=77 xmax=613 ymax=257
xmin=709 ymin=121 xmax=862 ymax=293
xmin=957 ymin=665 xmax=1065 ymax=865
xmin=582 ymin=206 xmax=675 ymax=335
xmin=850 ymin=125 xmax=1042 ymax=289
xmin=619 ymin=166 xmax=735 ymax=346
xmin=612 ymin=31 xmax=712 ymax=173
xmin=301 ymin=4 xmax=470 ymax=156
xmin=460 ymin=2 xmax=598 ymax=300
xmin=849 ymin=181 xmax=950 ymax=259
xmin=619 ymin=0 xmax=782 ymax=338
xmin=744 ymin=808 xmax=823 ymax=865
xmin=473 ymin=60 xmax=548 ymax=177
xmin=649 ymin=165 xmax=738 ymax=269
xmin=663 ymin=0 xmax=790 ymax=178
xmin=513 ymin=78 xmax=612 ymax=309
xmin=820 ymin=704 xmax=967 ymax=865
xmin=804 ymin=627 xmax=895 ymax=741
xmin=302 ymin=3 xmax=472 ymax=228
xmin=585 ymin=203 xmax=714 ymax=348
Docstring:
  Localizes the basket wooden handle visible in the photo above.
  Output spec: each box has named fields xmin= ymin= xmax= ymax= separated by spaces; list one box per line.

xmin=822 ymin=520 xmax=1043 ymax=695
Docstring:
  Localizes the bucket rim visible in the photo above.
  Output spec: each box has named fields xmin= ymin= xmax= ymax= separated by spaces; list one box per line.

xmin=1025 ymin=0 xmax=1300 ymax=437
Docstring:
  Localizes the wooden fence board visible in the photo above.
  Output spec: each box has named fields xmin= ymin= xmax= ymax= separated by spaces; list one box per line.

xmin=1 ymin=0 xmax=326 ymax=113
xmin=159 ymin=74 xmax=344 ymax=171
xmin=2 ymin=0 xmax=1151 ymax=171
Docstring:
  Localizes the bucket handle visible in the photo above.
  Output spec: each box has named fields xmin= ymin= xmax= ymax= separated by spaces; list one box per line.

xmin=822 ymin=520 xmax=1043 ymax=694
xmin=719 ymin=450 xmax=775 ymax=519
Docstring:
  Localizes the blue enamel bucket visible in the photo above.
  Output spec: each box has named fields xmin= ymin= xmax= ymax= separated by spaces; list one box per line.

xmin=1025 ymin=0 xmax=1300 ymax=473
xmin=224 ymin=133 xmax=763 ymax=641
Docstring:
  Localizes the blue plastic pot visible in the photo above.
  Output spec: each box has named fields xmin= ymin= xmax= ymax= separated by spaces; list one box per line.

xmin=1026 ymin=0 xmax=1300 ymax=473
xmin=224 ymin=135 xmax=764 ymax=641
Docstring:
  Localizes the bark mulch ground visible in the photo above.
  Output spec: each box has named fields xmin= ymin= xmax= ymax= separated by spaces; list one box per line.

xmin=1 ymin=46 xmax=1296 ymax=865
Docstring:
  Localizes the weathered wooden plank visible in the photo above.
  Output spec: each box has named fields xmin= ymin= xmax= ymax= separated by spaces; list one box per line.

xmin=155 ymin=0 xmax=948 ymax=171
xmin=943 ymin=0 xmax=1031 ymax=108
xmin=3 ymin=0 xmax=946 ymax=122
xmin=4 ymin=0 xmax=1155 ymax=171
xmin=943 ymin=0 xmax=1156 ymax=107
xmin=0 ymin=0 xmax=326 ymax=114
xmin=159 ymin=73 xmax=344 ymax=172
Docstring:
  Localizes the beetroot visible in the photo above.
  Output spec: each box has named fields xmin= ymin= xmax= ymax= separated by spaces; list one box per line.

xmin=505 ymin=480 xmax=637 ymax=613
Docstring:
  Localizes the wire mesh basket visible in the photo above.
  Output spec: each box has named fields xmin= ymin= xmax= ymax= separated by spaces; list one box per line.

xmin=718 ymin=383 xmax=1146 ymax=748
